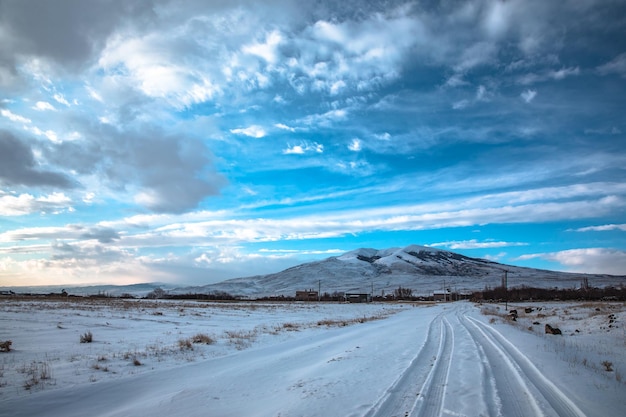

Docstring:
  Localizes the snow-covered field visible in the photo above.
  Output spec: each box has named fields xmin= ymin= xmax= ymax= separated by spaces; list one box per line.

xmin=0 ymin=298 xmax=624 ymax=416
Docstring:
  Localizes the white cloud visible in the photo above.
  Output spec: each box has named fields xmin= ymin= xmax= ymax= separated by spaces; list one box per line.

xmin=333 ymin=160 xmax=374 ymax=176
xmin=283 ymin=141 xmax=323 ymax=155
xmin=300 ymin=109 xmax=347 ymax=127
xmin=518 ymin=67 xmax=580 ymax=84
xmin=53 ymin=94 xmax=70 ymax=106
xmin=0 ymin=192 xmax=72 ymax=216
xmin=550 ymin=67 xmax=580 ymax=80
xmin=476 ymin=85 xmax=487 ymax=101
xmin=98 ymin=34 xmax=222 ymax=108
xmin=242 ymin=30 xmax=283 ymax=64
xmin=274 ymin=123 xmax=295 ymax=132
xmin=45 ymin=130 xmax=59 ymax=142
xmin=455 ymin=41 xmax=498 ymax=72
xmin=375 ymin=132 xmax=391 ymax=141
xmin=517 ymin=248 xmax=626 ymax=275
xmin=572 ymin=224 xmax=626 ymax=232
xmin=83 ymin=192 xmax=96 ymax=204
xmin=348 ymin=138 xmax=362 ymax=152
xmin=482 ymin=0 xmax=513 ymax=39
xmin=283 ymin=8 xmax=423 ymax=95
xmin=38 ymin=192 xmax=71 ymax=204
xmin=283 ymin=145 xmax=305 ymax=155
xmin=483 ymin=252 xmax=507 ymax=262
xmin=24 ymin=126 xmax=61 ymax=143
xmin=230 ymin=125 xmax=266 ymax=138
xmin=33 ymin=101 xmax=56 ymax=111
xmin=258 ymin=248 xmax=344 ymax=256
xmin=597 ymin=53 xmax=626 ymax=78
xmin=329 ymin=80 xmax=346 ymax=95
xmin=85 ymin=84 xmax=103 ymax=102
xmin=584 ymin=127 xmax=622 ymax=135
xmin=430 ymin=239 xmax=527 ymax=250
xmin=521 ymin=89 xmax=537 ymax=103
xmin=444 ymin=74 xmax=468 ymax=88
xmin=452 ymin=99 xmax=470 ymax=110
xmin=1 ymin=109 xmax=31 ymax=124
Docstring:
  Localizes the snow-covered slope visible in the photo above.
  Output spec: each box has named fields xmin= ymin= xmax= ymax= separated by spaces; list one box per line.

xmin=187 ymin=245 xmax=626 ymax=297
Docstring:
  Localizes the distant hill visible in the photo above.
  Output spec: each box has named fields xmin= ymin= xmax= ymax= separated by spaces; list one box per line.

xmin=176 ymin=245 xmax=626 ymax=298
xmin=1 ymin=283 xmax=174 ymax=298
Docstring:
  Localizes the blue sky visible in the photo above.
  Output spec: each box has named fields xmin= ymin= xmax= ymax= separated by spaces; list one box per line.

xmin=1 ymin=0 xmax=625 ymax=287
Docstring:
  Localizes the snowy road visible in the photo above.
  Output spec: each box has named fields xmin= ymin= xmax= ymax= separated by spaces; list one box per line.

xmin=1 ymin=301 xmax=622 ymax=417
xmin=366 ymin=308 xmax=586 ymax=417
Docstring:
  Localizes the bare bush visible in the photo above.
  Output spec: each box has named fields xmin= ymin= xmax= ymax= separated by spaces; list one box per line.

xmin=0 ymin=340 xmax=12 ymax=352
xmin=602 ymin=360 xmax=614 ymax=372
xmin=191 ymin=333 xmax=215 ymax=344
xmin=80 ymin=331 xmax=93 ymax=343
xmin=92 ymin=363 xmax=109 ymax=372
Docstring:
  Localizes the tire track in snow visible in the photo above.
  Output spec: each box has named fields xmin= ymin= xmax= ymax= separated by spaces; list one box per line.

xmin=450 ymin=312 xmax=499 ymax=417
xmin=465 ymin=316 xmax=586 ymax=417
xmin=460 ymin=314 xmax=543 ymax=417
xmin=412 ymin=316 xmax=453 ymax=417
xmin=365 ymin=314 xmax=453 ymax=417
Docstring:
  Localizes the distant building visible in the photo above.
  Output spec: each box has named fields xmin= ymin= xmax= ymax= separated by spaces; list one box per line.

xmin=345 ymin=293 xmax=371 ymax=303
xmin=433 ymin=290 xmax=451 ymax=302
xmin=295 ymin=290 xmax=319 ymax=301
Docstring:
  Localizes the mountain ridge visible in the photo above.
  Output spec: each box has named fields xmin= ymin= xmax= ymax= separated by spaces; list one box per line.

xmin=182 ymin=245 xmax=625 ymax=297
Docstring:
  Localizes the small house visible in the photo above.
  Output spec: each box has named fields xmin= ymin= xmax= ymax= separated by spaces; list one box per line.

xmin=295 ymin=290 xmax=319 ymax=301
xmin=345 ymin=293 xmax=371 ymax=303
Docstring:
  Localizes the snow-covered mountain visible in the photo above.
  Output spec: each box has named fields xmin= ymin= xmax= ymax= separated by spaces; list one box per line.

xmin=184 ymin=245 xmax=626 ymax=298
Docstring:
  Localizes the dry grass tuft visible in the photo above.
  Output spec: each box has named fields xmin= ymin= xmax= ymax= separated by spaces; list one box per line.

xmin=178 ymin=338 xmax=193 ymax=351
xmin=282 ymin=322 xmax=300 ymax=331
xmin=224 ymin=330 xmax=257 ymax=350
xmin=21 ymin=361 xmax=52 ymax=391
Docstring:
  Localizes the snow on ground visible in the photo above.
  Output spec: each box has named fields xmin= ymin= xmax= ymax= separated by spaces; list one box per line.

xmin=0 ymin=298 xmax=624 ymax=417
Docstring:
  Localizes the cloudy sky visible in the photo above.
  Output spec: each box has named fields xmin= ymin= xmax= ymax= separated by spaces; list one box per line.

xmin=1 ymin=0 xmax=625 ymax=287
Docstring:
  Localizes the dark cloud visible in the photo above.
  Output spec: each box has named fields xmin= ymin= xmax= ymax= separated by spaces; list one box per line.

xmin=0 ymin=0 xmax=157 ymax=71
xmin=79 ymin=226 xmax=120 ymax=243
xmin=115 ymin=130 xmax=227 ymax=213
xmin=42 ymin=139 xmax=103 ymax=176
xmin=42 ymin=124 xmax=227 ymax=213
xmin=50 ymin=241 xmax=126 ymax=263
xmin=0 ymin=130 xmax=74 ymax=188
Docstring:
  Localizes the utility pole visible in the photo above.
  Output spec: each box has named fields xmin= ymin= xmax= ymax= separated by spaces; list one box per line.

xmin=318 ymin=280 xmax=321 ymax=302
xmin=503 ymin=270 xmax=508 ymax=310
